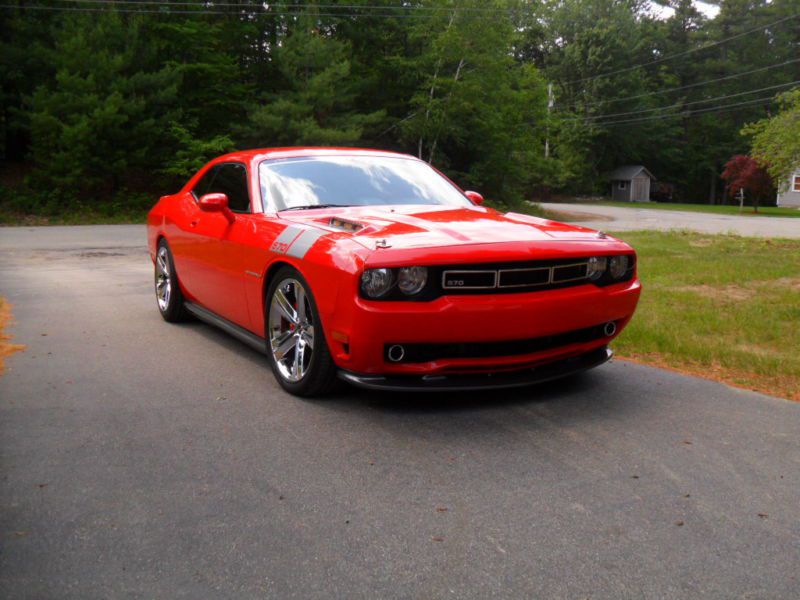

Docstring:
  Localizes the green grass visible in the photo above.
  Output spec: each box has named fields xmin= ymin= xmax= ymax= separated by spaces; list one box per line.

xmin=0 ymin=208 xmax=148 ymax=226
xmin=610 ymin=230 xmax=800 ymax=401
xmin=596 ymin=201 xmax=800 ymax=218
xmin=0 ymin=185 xmax=151 ymax=226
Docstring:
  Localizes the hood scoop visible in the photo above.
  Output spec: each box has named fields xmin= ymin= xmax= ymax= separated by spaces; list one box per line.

xmin=325 ymin=216 xmax=364 ymax=232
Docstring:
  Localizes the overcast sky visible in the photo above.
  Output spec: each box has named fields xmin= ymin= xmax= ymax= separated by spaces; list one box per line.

xmin=650 ymin=1 xmax=721 ymax=20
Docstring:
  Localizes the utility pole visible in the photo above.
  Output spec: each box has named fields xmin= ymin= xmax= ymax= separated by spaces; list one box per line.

xmin=738 ymin=187 xmax=745 ymax=214
xmin=545 ymin=83 xmax=553 ymax=158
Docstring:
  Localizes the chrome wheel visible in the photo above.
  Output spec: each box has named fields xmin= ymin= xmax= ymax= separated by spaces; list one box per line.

xmin=268 ymin=278 xmax=315 ymax=383
xmin=155 ymin=245 xmax=171 ymax=311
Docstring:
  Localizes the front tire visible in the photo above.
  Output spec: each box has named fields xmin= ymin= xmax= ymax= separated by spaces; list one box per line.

xmin=155 ymin=240 xmax=189 ymax=322
xmin=265 ymin=267 xmax=337 ymax=397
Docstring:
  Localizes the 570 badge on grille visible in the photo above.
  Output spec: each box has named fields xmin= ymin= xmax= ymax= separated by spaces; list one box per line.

xmin=441 ymin=270 xmax=498 ymax=289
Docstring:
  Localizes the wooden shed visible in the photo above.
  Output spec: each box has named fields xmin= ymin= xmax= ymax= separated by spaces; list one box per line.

xmin=609 ymin=165 xmax=656 ymax=202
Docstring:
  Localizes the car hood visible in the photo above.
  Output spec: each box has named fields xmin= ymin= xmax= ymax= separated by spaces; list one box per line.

xmin=280 ymin=205 xmax=608 ymax=251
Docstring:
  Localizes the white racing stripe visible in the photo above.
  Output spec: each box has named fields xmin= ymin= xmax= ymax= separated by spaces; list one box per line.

xmin=286 ymin=228 xmax=328 ymax=259
xmin=270 ymin=225 xmax=328 ymax=259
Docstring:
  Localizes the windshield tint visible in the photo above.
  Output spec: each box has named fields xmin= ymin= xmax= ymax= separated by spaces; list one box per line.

xmin=259 ymin=155 xmax=471 ymax=211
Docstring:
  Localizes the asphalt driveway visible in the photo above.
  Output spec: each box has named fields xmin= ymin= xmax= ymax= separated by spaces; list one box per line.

xmin=1 ymin=225 xmax=798 ymax=599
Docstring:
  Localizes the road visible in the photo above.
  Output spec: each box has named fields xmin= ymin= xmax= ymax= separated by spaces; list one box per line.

xmin=1 ymin=225 xmax=798 ymax=599
xmin=540 ymin=202 xmax=800 ymax=238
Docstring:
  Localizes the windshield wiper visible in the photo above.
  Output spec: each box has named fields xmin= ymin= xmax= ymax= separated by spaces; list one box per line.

xmin=279 ymin=204 xmax=352 ymax=212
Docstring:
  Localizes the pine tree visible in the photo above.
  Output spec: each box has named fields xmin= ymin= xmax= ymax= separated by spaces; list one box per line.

xmin=27 ymin=13 xmax=181 ymax=198
xmin=243 ymin=25 xmax=384 ymax=147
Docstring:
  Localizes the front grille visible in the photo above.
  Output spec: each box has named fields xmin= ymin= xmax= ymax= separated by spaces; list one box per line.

xmin=442 ymin=261 xmax=595 ymax=292
xmin=384 ymin=322 xmax=615 ymax=364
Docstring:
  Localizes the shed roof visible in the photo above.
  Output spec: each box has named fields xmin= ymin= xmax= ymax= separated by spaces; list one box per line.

xmin=609 ymin=165 xmax=656 ymax=181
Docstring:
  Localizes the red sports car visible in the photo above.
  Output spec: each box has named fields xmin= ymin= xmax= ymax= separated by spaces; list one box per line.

xmin=147 ymin=148 xmax=640 ymax=396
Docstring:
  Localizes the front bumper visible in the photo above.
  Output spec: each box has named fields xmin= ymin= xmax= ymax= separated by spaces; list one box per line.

xmin=326 ymin=278 xmax=640 ymax=375
xmin=338 ymin=346 xmax=613 ymax=391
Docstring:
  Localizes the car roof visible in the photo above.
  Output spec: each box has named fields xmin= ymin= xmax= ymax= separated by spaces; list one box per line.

xmin=214 ymin=147 xmax=418 ymax=165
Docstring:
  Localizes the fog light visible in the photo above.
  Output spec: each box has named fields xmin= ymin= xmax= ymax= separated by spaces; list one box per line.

xmin=398 ymin=266 xmax=428 ymax=295
xmin=387 ymin=344 xmax=405 ymax=362
xmin=360 ymin=268 xmax=394 ymax=298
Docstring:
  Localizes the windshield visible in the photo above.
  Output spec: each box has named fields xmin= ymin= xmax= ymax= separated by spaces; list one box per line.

xmin=259 ymin=155 xmax=471 ymax=211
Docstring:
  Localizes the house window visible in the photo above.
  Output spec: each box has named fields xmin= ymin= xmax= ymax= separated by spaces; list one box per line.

xmin=793 ymin=174 xmax=800 ymax=192
xmin=618 ymin=181 xmax=627 ymax=190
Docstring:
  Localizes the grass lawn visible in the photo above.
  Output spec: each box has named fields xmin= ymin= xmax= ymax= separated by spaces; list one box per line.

xmin=596 ymin=201 xmax=800 ymax=218
xmin=609 ymin=230 xmax=800 ymax=401
xmin=0 ymin=207 xmax=148 ymax=226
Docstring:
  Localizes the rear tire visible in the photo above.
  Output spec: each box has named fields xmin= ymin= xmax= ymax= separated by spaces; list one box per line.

xmin=155 ymin=239 xmax=190 ymax=322
xmin=265 ymin=266 xmax=338 ymax=397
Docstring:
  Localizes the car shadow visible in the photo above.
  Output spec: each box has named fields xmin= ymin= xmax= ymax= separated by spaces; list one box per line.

xmin=179 ymin=316 xmax=632 ymax=419
xmin=326 ymin=372 xmax=602 ymax=413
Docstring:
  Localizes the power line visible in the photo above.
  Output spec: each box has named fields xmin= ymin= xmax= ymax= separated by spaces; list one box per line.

xmin=563 ymin=13 xmax=799 ymax=85
xmin=50 ymin=0 xmax=521 ymax=13
xmin=580 ymin=80 xmax=800 ymax=122
xmin=0 ymin=2 xmax=518 ymax=19
xmin=593 ymin=95 xmax=778 ymax=127
xmin=577 ymin=58 xmax=800 ymax=108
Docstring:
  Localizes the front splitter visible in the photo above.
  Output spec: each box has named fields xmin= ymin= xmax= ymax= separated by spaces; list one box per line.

xmin=338 ymin=346 xmax=612 ymax=392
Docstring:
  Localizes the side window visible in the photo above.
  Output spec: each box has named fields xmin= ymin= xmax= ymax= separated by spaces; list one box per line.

xmin=208 ymin=163 xmax=250 ymax=213
xmin=192 ymin=166 xmax=218 ymax=199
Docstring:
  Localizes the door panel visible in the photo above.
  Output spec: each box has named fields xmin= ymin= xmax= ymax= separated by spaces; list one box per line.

xmin=185 ymin=213 xmax=251 ymax=327
xmin=175 ymin=162 xmax=253 ymax=327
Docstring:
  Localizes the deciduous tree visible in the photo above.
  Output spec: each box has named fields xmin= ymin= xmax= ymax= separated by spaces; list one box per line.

xmin=743 ymin=90 xmax=800 ymax=191
xmin=720 ymin=154 xmax=774 ymax=210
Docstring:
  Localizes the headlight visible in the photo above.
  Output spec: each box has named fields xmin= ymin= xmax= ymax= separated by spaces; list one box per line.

xmin=608 ymin=255 xmax=629 ymax=279
xmin=360 ymin=268 xmax=394 ymax=298
xmin=587 ymin=256 xmax=607 ymax=280
xmin=397 ymin=266 xmax=428 ymax=295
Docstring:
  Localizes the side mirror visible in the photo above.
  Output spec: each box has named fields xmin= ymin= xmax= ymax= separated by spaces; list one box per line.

xmin=199 ymin=193 xmax=235 ymax=223
xmin=464 ymin=190 xmax=484 ymax=206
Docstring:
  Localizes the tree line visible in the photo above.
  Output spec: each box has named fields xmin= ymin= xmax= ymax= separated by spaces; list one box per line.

xmin=0 ymin=0 xmax=798 ymax=217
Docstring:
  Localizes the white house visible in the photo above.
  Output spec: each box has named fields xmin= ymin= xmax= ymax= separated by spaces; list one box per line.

xmin=776 ymin=167 xmax=800 ymax=208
